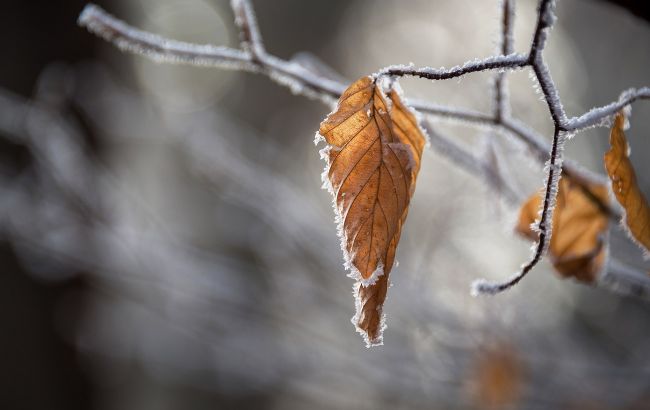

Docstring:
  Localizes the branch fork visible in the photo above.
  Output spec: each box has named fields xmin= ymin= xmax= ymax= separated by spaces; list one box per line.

xmin=77 ymin=0 xmax=650 ymax=299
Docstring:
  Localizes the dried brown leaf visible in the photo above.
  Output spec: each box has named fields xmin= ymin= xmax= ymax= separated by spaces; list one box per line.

xmin=318 ymin=76 xmax=426 ymax=346
xmin=604 ymin=112 xmax=650 ymax=255
xmin=469 ymin=342 xmax=523 ymax=409
xmin=516 ymin=178 xmax=609 ymax=283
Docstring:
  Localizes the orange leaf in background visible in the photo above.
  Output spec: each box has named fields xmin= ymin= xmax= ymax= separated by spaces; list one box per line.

xmin=469 ymin=343 xmax=523 ymax=409
xmin=516 ymin=178 xmax=609 ymax=283
xmin=318 ymin=76 xmax=427 ymax=346
xmin=604 ymin=112 xmax=650 ymax=255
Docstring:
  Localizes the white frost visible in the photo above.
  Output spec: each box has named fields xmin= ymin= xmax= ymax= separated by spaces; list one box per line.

xmin=375 ymin=53 xmax=527 ymax=81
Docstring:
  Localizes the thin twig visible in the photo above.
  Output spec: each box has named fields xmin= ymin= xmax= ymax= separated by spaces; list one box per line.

xmin=474 ymin=0 xmax=569 ymax=294
xmin=77 ymin=3 xmax=646 ymax=132
xmin=78 ymin=5 xmax=258 ymax=70
xmin=377 ymin=54 xmax=528 ymax=81
xmin=473 ymin=128 xmax=566 ymax=295
xmin=564 ymin=87 xmax=650 ymax=131
xmin=230 ymin=0 xmax=265 ymax=59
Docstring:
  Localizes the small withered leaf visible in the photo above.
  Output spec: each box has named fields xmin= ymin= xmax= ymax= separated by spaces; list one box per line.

xmin=604 ymin=112 xmax=650 ymax=256
xmin=516 ymin=178 xmax=610 ymax=283
xmin=318 ymin=76 xmax=426 ymax=346
xmin=470 ymin=342 xmax=523 ymax=409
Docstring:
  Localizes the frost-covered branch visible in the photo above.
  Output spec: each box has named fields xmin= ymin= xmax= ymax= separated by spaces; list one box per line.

xmin=475 ymin=0 xmax=568 ymax=295
xmin=77 ymin=2 xmax=606 ymax=196
xmin=77 ymin=0 xmax=649 ymax=297
xmin=377 ymin=54 xmax=528 ymax=81
xmin=77 ymin=2 xmax=648 ymax=132
xmin=77 ymin=3 xmax=643 ymax=170
xmin=78 ymin=5 xmax=258 ymax=71
xmin=473 ymin=128 xmax=567 ymax=295
xmin=77 ymin=3 xmax=345 ymax=104
xmin=230 ymin=0 xmax=265 ymax=60
xmin=565 ymin=87 xmax=650 ymax=131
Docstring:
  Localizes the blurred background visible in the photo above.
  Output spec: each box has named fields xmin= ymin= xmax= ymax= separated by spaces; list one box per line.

xmin=1 ymin=0 xmax=649 ymax=409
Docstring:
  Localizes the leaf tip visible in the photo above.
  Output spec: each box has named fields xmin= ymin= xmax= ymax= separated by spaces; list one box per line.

xmin=358 ymin=263 xmax=385 ymax=287
xmin=351 ymin=282 xmax=386 ymax=348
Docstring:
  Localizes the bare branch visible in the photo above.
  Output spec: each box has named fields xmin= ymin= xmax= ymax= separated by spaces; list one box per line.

xmin=78 ymin=4 xmax=258 ymax=70
xmin=565 ymin=87 xmax=650 ymax=131
xmin=474 ymin=128 xmax=567 ymax=295
xmin=76 ymin=3 xmax=647 ymax=146
xmin=230 ymin=0 xmax=265 ymax=59
xmin=75 ymin=0 xmax=608 ymax=201
xmin=77 ymin=4 xmax=344 ymax=104
xmin=377 ymin=54 xmax=528 ymax=81
xmin=474 ymin=0 xmax=568 ymax=295
xmin=533 ymin=61 xmax=567 ymax=125
xmin=77 ymin=0 xmax=650 ymax=298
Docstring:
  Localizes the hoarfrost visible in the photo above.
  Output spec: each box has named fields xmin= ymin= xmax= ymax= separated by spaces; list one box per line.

xmin=230 ymin=0 xmax=265 ymax=57
xmin=353 ymin=263 xmax=385 ymax=287
xmin=472 ymin=129 xmax=570 ymax=296
xmin=532 ymin=59 xmax=567 ymax=124
xmin=313 ymin=131 xmax=325 ymax=146
xmin=565 ymin=87 xmax=649 ymax=131
xmin=375 ymin=53 xmax=527 ymax=81
xmin=78 ymin=5 xmax=258 ymax=71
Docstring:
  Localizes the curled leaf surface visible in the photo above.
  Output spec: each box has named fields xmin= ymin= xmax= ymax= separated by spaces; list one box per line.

xmin=604 ymin=112 xmax=650 ymax=256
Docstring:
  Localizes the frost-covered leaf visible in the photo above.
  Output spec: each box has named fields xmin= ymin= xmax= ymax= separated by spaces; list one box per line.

xmin=604 ymin=112 xmax=650 ymax=256
xmin=317 ymin=76 xmax=426 ymax=346
xmin=516 ymin=178 xmax=609 ymax=283
xmin=351 ymin=272 xmax=389 ymax=346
